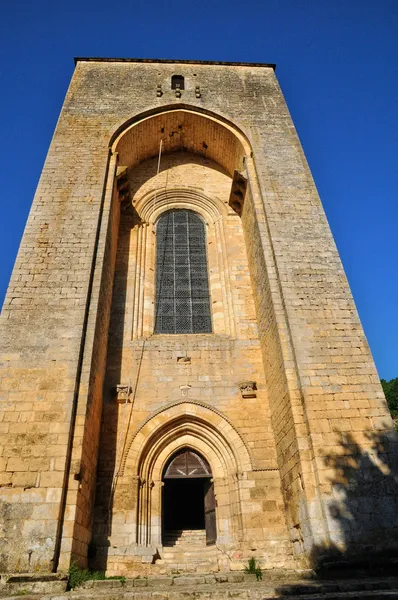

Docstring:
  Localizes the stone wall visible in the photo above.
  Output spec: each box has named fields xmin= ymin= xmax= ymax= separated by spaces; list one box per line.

xmin=0 ymin=58 xmax=396 ymax=574
xmin=91 ymin=153 xmax=292 ymax=571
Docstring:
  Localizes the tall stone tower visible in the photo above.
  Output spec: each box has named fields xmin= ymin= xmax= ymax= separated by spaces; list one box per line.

xmin=0 ymin=58 xmax=397 ymax=576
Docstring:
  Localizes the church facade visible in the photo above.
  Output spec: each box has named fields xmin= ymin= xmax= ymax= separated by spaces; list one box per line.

xmin=0 ymin=58 xmax=397 ymax=576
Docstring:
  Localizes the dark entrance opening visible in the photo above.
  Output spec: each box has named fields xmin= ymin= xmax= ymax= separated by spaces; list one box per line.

xmin=163 ymin=478 xmax=206 ymax=530
xmin=162 ymin=448 xmax=216 ymax=545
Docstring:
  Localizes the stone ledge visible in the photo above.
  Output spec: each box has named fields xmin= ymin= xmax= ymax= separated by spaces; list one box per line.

xmin=3 ymin=576 xmax=398 ymax=600
xmin=0 ymin=573 xmax=67 ymax=597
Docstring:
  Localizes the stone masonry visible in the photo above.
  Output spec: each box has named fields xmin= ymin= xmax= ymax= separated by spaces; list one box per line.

xmin=0 ymin=58 xmax=397 ymax=576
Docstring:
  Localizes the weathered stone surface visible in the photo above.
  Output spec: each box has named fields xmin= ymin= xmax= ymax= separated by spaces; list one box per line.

xmin=173 ymin=577 xmax=206 ymax=586
xmin=147 ymin=578 xmax=173 ymax=588
xmin=3 ymin=575 xmax=398 ymax=599
xmin=0 ymin=58 xmax=397 ymax=577
xmin=133 ymin=580 xmax=148 ymax=588
xmin=0 ymin=572 xmax=67 ymax=596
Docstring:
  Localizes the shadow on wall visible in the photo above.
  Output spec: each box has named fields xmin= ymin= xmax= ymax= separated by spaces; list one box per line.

xmin=88 ymin=197 xmax=141 ymax=571
xmin=276 ymin=428 xmax=398 ymax=595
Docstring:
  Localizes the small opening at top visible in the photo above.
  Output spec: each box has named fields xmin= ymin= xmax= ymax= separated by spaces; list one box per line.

xmin=171 ymin=75 xmax=185 ymax=90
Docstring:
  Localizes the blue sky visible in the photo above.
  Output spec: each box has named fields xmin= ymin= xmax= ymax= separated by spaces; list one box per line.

xmin=0 ymin=0 xmax=397 ymax=379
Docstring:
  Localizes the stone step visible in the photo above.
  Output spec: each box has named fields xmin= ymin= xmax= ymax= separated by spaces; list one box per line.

xmin=160 ymin=556 xmax=217 ymax=562
xmin=90 ymin=573 xmax=398 ymax=595
xmin=159 ymin=549 xmax=218 ymax=563
xmin=165 ymin=529 xmax=206 ymax=536
xmin=161 ymin=548 xmax=217 ymax=556
xmin=164 ymin=529 xmax=206 ymax=535
xmin=6 ymin=581 xmax=398 ymax=600
xmin=5 ymin=592 xmax=398 ymax=600
xmin=3 ymin=576 xmax=398 ymax=600
xmin=159 ymin=558 xmax=218 ymax=565
xmin=163 ymin=541 xmax=207 ymax=547
xmin=78 ymin=574 xmax=398 ymax=594
xmin=164 ymin=537 xmax=206 ymax=543
xmin=163 ymin=543 xmax=207 ymax=549
xmin=164 ymin=542 xmax=207 ymax=548
xmin=163 ymin=530 xmax=206 ymax=547
xmin=3 ymin=573 xmax=398 ymax=600
xmin=164 ymin=531 xmax=206 ymax=536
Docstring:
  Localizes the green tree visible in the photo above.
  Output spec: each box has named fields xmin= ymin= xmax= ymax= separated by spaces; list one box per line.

xmin=381 ymin=377 xmax=398 ymax=416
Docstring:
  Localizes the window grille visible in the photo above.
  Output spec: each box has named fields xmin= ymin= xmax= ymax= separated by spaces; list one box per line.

xmin=155 ymin=209 xmax=212 ymax=334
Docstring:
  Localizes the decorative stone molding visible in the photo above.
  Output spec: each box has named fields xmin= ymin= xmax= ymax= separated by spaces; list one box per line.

xmin=238 ymin=381 xmax=257 ymax=398
xmin=130 ymin=186 xmax=236 ymax=338
xmin=121 ymin=399 xmax=254 ymax=476
xmin=115 ymin=384 xmax=132 ymax=403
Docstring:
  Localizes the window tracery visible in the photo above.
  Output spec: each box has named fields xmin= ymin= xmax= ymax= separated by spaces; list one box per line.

xmin=155 ymin=209 xmax=212 ymax=334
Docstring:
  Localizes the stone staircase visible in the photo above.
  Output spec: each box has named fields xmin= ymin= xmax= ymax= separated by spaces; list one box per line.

xmin=3 ymin=572 xmax=398 ymax=600
xmin=157 ymin=529 xmax=220 ymax=573
xmin=163 ymin=529 xmax=207 ymax=547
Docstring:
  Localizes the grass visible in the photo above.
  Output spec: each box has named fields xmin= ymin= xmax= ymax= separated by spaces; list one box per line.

xmin=244 ymin=556 xmax=263 ymax=581
xmin=68 ymin=562 xmax=125 ymax=590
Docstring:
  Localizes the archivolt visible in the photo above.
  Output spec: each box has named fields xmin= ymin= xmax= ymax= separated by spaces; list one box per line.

xmin=135 ymin=187 xmax=228 ymax=224
xmin=120 ymin=400 xmax=253 ymax=479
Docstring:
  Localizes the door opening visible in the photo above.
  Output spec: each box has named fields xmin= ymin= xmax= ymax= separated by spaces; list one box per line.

xmin=162 ymin=448 xmax=216 ymax=545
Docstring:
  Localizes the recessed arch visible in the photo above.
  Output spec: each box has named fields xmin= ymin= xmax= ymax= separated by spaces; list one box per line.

xmin=110 ymin=103 xmax=252 ymax=155
xmin=110 ymin=105 xmax=252 ymax=177
xmin=140 ymin=419 xmax=233 ymax=482
xmin=121 ymin=400 xmax=253 ymax=480
xmin=121 ymin=401 xmax=251 ymax=547
xmin=100 ymin=101 xmax=275 ymax=556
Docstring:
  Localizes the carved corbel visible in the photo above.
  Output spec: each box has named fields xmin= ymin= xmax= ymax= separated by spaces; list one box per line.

xmin=115 ymin=384 xmax=132 ymax=403
xmin=238 ymin=381 xmax=257 ymax=398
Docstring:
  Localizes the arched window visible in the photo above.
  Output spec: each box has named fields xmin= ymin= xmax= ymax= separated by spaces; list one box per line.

xmin=155 ymin=209 xmax=212 ymax=334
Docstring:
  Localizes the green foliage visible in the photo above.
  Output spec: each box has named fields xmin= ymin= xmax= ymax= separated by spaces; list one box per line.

xmin=381 ymin=377 xmax=398 ymax=417
xmin=67 ymin=561 xmax=125 ymax=590
xmin=244 ymin=556 xmax=263 ymax=580
xmin=68 ymin=562 xmax=104 ymax=589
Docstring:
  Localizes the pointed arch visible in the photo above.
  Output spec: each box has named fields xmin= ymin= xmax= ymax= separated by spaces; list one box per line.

xmin=121 ymin=400 xmax=253 ymax=480
xmin=119 ymin=401 xmax=251 ymax=547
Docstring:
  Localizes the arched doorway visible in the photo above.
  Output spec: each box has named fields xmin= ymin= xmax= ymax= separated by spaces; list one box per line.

xmin=117 ymin=401 xmax=252 ymax=549
xmin=162 ymin=448 xmax=216 ymax=545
